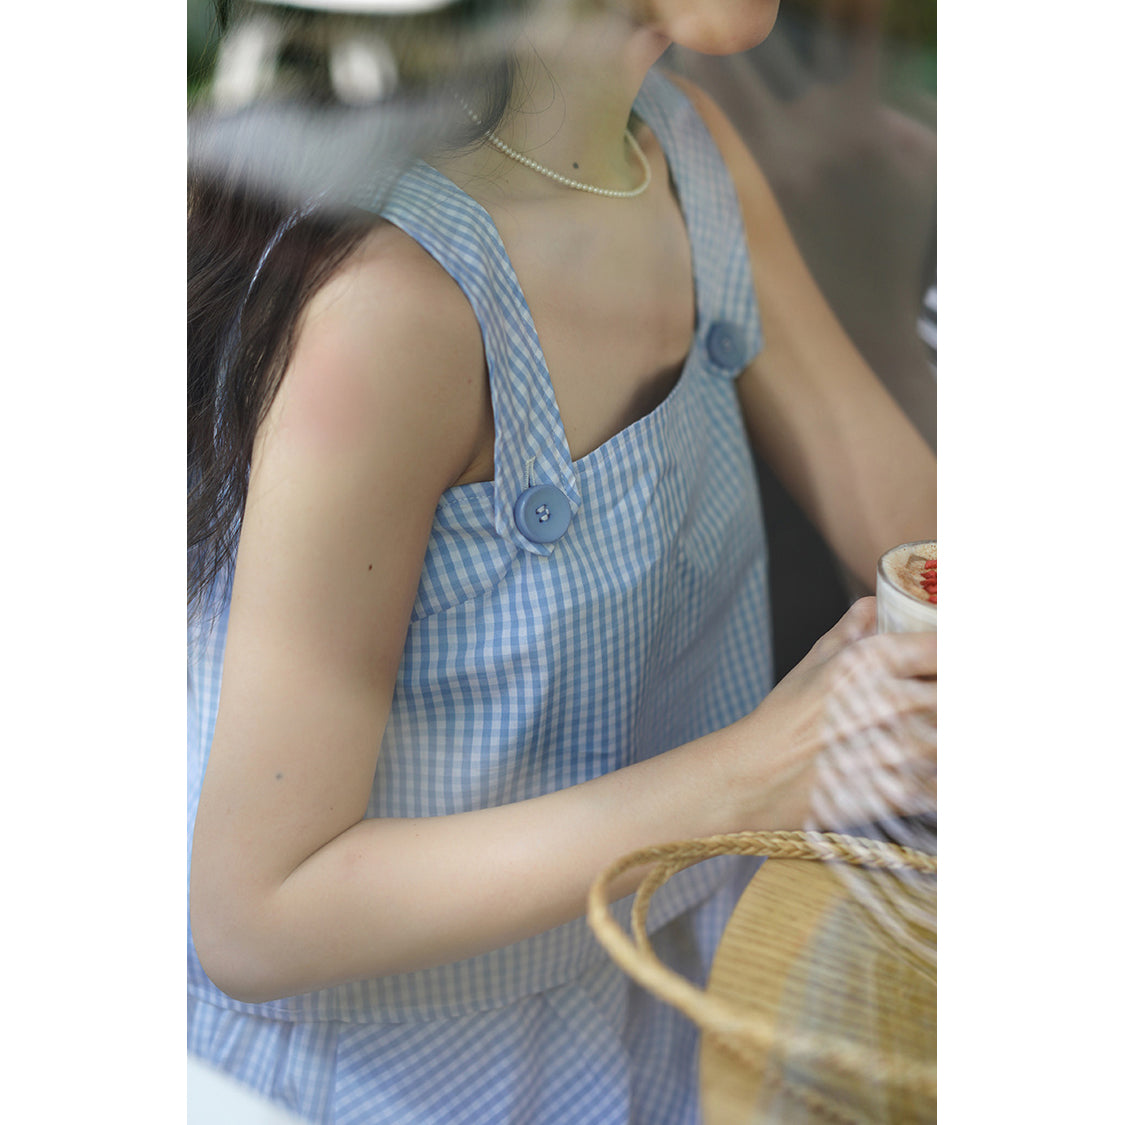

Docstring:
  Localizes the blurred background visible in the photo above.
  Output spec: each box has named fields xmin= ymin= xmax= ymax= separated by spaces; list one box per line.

xmin=188 ymin=1 xmax=935 ymax=103
xmin=662 ymin=0 xmax=937 ymax=674
xmin=187 ymin=0 xmax=937 ymax=677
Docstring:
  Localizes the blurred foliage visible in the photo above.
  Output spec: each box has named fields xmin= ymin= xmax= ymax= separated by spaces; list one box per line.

xmin=187 ymin=0 xmax=224 ymax=99
xmin=881 ymin=1 xmax=937 ymax=102
xmin=884 ymin=0 xmax=936 ymax=45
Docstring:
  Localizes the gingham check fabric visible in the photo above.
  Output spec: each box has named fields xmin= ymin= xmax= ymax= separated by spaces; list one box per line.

xmin=188 ymin=68 xmax=772 ymax=1123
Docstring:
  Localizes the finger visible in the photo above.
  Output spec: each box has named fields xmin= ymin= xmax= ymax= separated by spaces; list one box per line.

xmin=780 ymin=597 xmax=875 ymax=681
xmin=820 ymin=709 xmax=937 ymax=787
xmin=839 ymin=594 xmax=878 ymax=637
xmin=900 ymin=705 xmax=938 ymax=750
xmin=815 ymin=596 xmax=878 ymax=654
xmin=822 ymin=679 xmax=936 ymax=746
xmin=849 ymin=630 xmax=938 ymax=680
xmin=822 ymin=642 xmax=937 ymax=717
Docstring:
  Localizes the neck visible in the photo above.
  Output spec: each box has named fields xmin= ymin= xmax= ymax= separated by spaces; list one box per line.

xmin=480 ymin=9 xmax=669 ymax=192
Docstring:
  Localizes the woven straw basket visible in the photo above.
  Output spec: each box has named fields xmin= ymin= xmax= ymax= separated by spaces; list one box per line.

xmin=586 ymin=830 xmax=936 ymax=1125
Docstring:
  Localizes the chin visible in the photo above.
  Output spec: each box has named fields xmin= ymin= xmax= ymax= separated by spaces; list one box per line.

xmin=655 ymin=0 xmax=781 ymax=56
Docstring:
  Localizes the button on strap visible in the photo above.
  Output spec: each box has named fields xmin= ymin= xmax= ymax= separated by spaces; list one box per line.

xmin=705 ymin=320 xmax=750 ymax=373
xmin=513 ymin=484 xmax=572 ymax=544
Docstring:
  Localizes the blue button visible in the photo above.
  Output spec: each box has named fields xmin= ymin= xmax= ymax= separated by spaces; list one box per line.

xmin=705 ymin=321 xmax=749 ymax=371
xmin=513 ymin=484 xmax=571 ymax=543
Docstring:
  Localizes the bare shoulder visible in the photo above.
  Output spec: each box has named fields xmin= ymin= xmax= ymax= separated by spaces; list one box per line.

xmin=305 ymin=219 xmax=479 ymax=343
xmin=272 ymin=220 xmax=490 ymax=493
xmin=225 ymin=220 xmax=492 ymax=722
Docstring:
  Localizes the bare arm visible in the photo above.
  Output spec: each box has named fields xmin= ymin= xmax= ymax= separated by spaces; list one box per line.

xmin=190 ymin=228 xmax=754 ymax=1003
xmin=190 ymin=220 xmax=936 ymax=1008
xmin=673 ymin=77 xmax=936 ymax=588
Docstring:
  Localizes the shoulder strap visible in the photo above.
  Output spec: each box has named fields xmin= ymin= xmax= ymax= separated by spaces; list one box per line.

xmin=357 ymin=164 xmax=580 ymax=555
xmin=635 ymin=70 xmax=763 ymax=378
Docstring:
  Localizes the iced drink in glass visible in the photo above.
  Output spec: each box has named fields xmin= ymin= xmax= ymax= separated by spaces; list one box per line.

xmin=873 ymin=539 xmax=938 ymax=854
xmin=876 ymin=540 xmax=936 ymax=634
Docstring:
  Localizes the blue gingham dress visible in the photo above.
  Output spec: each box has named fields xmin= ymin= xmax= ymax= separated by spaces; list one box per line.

xmin=188 ymin=69 xmax=773 ymax=1125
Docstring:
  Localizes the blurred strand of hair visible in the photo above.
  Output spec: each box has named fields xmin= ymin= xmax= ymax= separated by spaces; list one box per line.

xmin=188 ymin=0 xmax=520 ymax=615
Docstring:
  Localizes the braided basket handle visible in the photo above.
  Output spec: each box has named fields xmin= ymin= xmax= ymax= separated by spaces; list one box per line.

xmin=586 ymin=830 xmax=937 ymax=1097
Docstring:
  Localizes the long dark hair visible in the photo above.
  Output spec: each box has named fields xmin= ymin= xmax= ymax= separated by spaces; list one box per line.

xmin=188 ymin=0 xmax=519 ymax=614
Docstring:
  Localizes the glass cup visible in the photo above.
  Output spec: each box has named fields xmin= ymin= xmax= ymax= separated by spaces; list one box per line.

xmin=874 ymin=539 xmax=938 ymax=852
xmin=876 ymin=540 xmax=937 ymax=634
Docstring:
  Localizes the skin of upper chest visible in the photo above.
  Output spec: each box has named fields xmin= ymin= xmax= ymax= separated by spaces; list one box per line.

xmin=471 ymin=130 xmax=697 ymax=467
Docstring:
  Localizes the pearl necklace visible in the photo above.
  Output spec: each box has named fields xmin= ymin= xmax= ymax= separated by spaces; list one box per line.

xmin=456 ymin=98 xmax=652 ymax=199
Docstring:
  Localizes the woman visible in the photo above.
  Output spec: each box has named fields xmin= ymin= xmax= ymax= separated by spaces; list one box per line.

xmin=188 ymin=1 xmax=936 ymax=1120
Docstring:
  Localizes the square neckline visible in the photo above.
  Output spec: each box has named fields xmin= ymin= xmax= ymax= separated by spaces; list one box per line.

xmin=414 ymin=103 xmax=703 ymax=491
